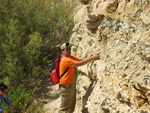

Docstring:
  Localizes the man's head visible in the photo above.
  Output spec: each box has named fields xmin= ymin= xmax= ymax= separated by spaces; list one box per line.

xmin=0 ymin=83 xmax=8 ymax=97
xmin=61 ymin=42 xmax=71 ymax=57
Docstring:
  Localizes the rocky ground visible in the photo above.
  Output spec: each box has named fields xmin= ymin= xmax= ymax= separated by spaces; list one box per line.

xmin=32 ymin=69 xmax=91 ymax=113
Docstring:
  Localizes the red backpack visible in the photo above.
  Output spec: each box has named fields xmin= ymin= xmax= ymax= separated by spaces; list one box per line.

xmin=50 ymin=57 xmax=69 ymax=84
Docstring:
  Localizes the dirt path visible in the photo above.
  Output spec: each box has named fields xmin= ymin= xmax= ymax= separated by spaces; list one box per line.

xmin=29 ymin=69 xmax=60 ymax=113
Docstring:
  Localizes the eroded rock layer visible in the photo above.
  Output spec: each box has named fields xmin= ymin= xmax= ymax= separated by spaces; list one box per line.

xmin=70 ymin=0 xmax=150 ymax=113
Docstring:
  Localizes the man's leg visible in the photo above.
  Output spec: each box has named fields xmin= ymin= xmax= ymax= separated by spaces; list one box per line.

xmin=59 ymin=85 xmax=75 ymax=113
xmin=69 ymin=86 xmax=76 ymax=113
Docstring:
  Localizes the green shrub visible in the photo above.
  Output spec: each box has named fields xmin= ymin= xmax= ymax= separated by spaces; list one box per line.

xmin=4 ymin=85 xmax=43 ymax=113
xmin=0 ymin=0 xmax=74 ymax=112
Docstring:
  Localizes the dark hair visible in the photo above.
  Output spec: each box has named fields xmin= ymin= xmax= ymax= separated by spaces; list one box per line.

xmin=0 ymin=83 xmax=8 ymax=91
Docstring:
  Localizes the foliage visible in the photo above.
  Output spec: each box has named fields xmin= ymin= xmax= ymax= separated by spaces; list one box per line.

xmin=4 ymin=86 xmax=43 ymax=113
xmin=0 ymin=0 xmax=74 ymax=112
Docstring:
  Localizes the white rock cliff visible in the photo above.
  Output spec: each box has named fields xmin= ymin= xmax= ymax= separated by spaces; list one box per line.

xmin=70 ymin=0 xmax=150 ymax=113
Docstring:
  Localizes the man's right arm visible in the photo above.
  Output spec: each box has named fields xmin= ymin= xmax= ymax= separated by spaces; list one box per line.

xmin=71 ymin=54 xmax=99 ymax=67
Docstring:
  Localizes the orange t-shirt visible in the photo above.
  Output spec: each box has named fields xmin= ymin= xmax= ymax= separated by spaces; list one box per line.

xmin=59 ymin=55 xmax=79 ymax=86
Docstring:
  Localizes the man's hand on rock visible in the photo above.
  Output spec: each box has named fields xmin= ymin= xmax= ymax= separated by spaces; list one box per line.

xmin=2 ymin=110 xmax=6 ymax=113
xmin=9 ymin=104 xmax=15 ymax=109
xmin=91 ymin=54 xmax=100 ymax=59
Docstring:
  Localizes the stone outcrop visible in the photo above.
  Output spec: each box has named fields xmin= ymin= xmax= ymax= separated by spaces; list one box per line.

xmin=79 ymin=0 xmax=92 ymax=4
xmin=70 ymin=0 xmax=150 ymax=112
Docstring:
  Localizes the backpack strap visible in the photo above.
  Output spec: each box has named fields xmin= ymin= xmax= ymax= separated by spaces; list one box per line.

xmin=60 ymin=67 xmax=69 ymax=79
xmin=59 ymin=56 xmax=69 ymax=79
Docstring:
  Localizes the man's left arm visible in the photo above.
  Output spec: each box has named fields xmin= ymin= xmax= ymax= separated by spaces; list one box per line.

xmin=79 ymin=54 xmax=97 ymax=61
xmin=4 ymin=93 xmax=11 ymax=106
xmin=79 ymin=58 xmax=85 ymax=61
xmin=4 ymin=93 xmax=15 ymax=108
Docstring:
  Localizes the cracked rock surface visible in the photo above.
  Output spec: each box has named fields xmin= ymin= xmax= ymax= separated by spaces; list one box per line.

xmin=70 ymin=0 xmax=150 ymax=113
xmin=40 ymin=0 xmax=150 ymax=113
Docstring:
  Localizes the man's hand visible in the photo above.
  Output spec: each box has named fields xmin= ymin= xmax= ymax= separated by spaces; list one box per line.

xmin=91 ymin=54 xmax=100 ymax=59
xmin=2 ymin=110 xmax=6 ymax=113
xmin=72 ymin=54 xmax=100 ymax=67
xmin=9 ymin=104 xmax=15 ymax=109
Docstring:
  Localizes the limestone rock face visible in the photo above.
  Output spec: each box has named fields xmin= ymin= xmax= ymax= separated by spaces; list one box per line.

xmin=79 ymin=0 xmax=92 ymax=4
xmin=71 ymin=0 xmax=150 ymax=112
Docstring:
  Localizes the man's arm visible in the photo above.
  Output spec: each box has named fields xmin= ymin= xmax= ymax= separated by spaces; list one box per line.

xmin=4 ymin=93 xmax=11 ymax=106
xmin=71 ymin=54 xmax=99 ymax=67
xmin=79 ymin=54 xmax=97 ymax=61
xmin=4 ymin=93 xmax=15 ymax=109
xmin=78 ymin=58 xmax=85 ymax=61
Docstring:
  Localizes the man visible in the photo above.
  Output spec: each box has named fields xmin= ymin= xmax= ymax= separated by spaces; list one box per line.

xmin=0 ymin=83 xmax=15 ymax=113
xmin=59 ymin=42 xmax=99 ymax=113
